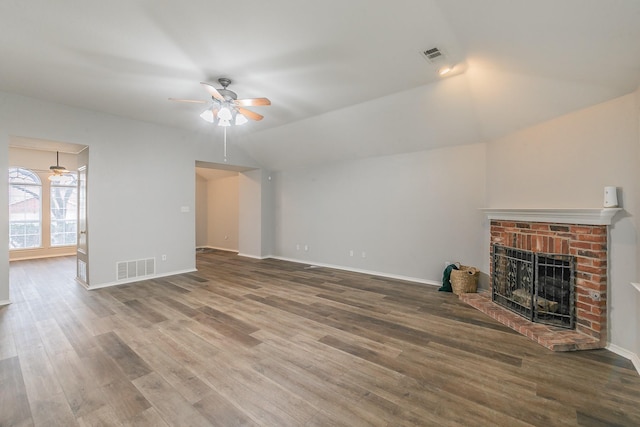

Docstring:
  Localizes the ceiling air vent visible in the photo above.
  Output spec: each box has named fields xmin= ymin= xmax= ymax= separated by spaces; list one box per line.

xmin=421 ymin=47 xmax=446 ymax=63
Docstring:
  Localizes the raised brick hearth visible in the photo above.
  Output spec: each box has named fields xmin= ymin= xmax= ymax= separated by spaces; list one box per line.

xmin=461 ymin=208 xmax=621 ymax=351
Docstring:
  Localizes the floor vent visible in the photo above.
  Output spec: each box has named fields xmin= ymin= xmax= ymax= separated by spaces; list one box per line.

xmin=116 ymin=258 xmax=155 ymax=281
xmin=77 ymin=259 xmax=87 ymax=283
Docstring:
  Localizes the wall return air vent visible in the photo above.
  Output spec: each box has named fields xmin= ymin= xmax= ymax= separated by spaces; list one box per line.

xmin=116 ymin=258 xmax=155 ymax=281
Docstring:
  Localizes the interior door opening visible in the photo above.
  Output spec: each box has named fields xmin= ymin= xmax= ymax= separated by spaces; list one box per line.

xmin=8 ymin=136 xmax=88 ymax=293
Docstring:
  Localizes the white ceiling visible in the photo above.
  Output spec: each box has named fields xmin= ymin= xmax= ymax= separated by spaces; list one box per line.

xmin=2 ymin=1 xmax=639 ymax=168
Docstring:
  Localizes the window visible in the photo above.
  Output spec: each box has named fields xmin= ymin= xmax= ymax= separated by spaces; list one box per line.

xmin=50 ymin=173 xmax=78 ymax=247
xmin=8 ymin=167 xmax=42 ymax=249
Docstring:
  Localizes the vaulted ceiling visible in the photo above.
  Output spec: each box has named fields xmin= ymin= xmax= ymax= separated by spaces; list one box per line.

xmin=2 ymin=1 xmax=639 ymax=170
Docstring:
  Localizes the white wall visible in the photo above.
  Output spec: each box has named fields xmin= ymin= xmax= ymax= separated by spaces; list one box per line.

xmin=485 ymin=92 xmax=640 ymax=356
xmin=206 ymin=175 xmax=239 ymax=251
xmin=636 ymin=87 xmax=640 ymax=364
xmin=238 ymin=169 xmax=265 ymax=258
xmin=273 ymin=143 xmax=487 ymax=283
xmin=195 ymin=174 xmax=208 ymax=248
xmin=0 ymin=91 xmax=260 ymax=298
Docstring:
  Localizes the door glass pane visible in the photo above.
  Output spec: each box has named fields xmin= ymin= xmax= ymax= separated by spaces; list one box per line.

xmin=50 ymin=173 xmax=78 ymax=247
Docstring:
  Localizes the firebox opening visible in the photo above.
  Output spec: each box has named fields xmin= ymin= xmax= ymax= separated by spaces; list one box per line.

xmin=492 ymin=244 xmax=575 ymax=329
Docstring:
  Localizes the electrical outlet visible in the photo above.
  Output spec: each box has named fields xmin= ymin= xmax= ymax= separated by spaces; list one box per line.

xmin=349 ymin=250 xmax=354 ymax=257
xmin=161 ymin=254 xmax=167 ymax=261
xmin=304 ymin=245 xmax=309 ymax=252
xmin=590 ymin=291 xmax=601 ymax=301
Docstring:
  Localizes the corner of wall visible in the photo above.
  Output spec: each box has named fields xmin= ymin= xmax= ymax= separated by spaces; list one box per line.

xmin=0 ymin=135 xmax=9 ymax=303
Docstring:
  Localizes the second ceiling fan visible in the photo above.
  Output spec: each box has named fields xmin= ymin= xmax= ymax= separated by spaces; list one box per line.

xmin=170 ymin=78 xmax=270 ymax=126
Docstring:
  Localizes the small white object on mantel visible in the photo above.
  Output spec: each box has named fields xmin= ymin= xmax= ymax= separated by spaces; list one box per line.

xmin=603 ymin=186 xmax=618 ymax=208
xmin=479 ymin=208 xmax=622 ymax=226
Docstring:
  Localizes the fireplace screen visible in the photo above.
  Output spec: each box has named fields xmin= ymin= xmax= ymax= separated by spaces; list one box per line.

xmin=492 ymin=244 xmax=575 ymax=329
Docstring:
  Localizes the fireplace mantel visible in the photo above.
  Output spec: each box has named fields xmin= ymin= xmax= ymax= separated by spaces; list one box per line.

xmin=479 ymin=208 xmax=622 ymax=225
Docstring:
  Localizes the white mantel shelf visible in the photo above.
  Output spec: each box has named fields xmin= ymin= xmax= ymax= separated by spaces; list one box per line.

xmin=479 ymin=208 xmax=622 ymax=225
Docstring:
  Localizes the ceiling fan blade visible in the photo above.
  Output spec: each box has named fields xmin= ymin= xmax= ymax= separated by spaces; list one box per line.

xmin=234 ymin=97 xmax=271 ymax=107
xmin=168 ymin=98 xmax=206 ymax=104
xmin=237 ymin=107 xmax=264 ymax=121
xmin=200 ymin=82 xmax=225 ymax=101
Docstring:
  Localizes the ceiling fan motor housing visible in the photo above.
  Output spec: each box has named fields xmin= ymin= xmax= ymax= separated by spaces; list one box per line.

xmin=217 ymin=89 xmax=237 ymax=101
xmin=217 ymin=78 xmax=237 ymax=100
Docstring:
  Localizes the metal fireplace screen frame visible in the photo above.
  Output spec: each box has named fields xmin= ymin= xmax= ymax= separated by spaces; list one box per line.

xmin=492 ymin=244 xmax=575 ymax=329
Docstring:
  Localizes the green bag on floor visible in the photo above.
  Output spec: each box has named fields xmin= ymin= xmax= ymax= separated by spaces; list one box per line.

xmin=438 ymin=264 xmax=459 ymax=292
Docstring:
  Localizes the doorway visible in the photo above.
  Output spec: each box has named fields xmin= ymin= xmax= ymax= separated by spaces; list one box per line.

xmin=195 ymin=162 xmax=246 ymax=253
xmin=8 ymin=136 xmax=89 ymax=290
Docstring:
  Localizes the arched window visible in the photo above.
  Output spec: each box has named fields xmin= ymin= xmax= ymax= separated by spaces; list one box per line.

xmin=8 ymin=167 xmax=42 ymax=249
xmin=50 ymin=172 xmax=78 ymax=246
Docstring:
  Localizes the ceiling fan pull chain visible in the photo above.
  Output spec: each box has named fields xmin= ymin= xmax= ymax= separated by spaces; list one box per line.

xmin=223 ymin=126 xmax=228 ymax=162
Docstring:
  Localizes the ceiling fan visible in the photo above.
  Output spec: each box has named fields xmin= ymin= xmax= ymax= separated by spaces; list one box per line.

xmin=169 ymin=78 xmax=270 ymax=126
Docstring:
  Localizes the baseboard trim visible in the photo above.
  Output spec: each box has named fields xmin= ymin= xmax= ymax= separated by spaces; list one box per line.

xmin=10 ymin=252 xmax=76 ymax=262
xmin=269 ymin=256 xmax=440 ymax=287
xmin=86 ymin=268 xmax=198 ymax=290
xmin=0 ymin=299 xmax=10 ymax=306
xmin=197 ymin=246 xmax=239 ymax=253
xmin=606 ymin=343 xmax=640 ymax=375
xmin=237 ymin=253 xmax=271 ymax=260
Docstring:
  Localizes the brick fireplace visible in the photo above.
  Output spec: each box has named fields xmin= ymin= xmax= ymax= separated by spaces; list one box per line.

xmin=460 ymin=208 xmax=621 ymax=351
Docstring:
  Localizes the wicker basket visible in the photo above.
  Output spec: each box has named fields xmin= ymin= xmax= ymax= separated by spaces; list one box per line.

xmin=450 ymin=265 xmax=479 ymax=295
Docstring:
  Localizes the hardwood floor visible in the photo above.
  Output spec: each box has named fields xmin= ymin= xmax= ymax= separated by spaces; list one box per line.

xmin=1 ymin=251 xmax=639 ymax=426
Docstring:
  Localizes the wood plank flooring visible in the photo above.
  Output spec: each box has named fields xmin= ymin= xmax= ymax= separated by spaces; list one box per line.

xmin=1 ymin=251 xmax=639 ymax=426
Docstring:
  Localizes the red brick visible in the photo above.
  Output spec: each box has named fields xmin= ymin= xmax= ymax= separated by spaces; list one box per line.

xmin=577 ymin=249 xmax=606 ymax=259
xmin=576 ymin=301 xmax=594 ymax=312
xmin=569 ymin=241 xmax=592 ymax=250
xmin=571 ymin=225 xmax=593 ymax=234
xmin=587 ymin=274 xmax=607 ymax=284
xmin=577 ymin=234 xmax=607 ymax=243
xmin=553 ymin=238 xmax=563 ymax=254
xmin=531 ymin=223 xmax=550 ymax=231
xmin=577 ymin=318 xmax=593 ymax=329
xmin=581 ymin=312 xmax=603 ymax=323
xmin=576 ymin=257 xmax=594 ymax=267
xmin=576 ymin=272 xmax=593 ymax=281
xmin=533 ymin=236 xmax=542 ymax=252
xmin=581 ymin=265 xmax=608 ymax=275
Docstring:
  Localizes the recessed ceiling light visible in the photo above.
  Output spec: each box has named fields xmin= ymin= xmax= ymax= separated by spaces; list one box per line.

xmin=438 ymin=66 xmax=452 ymax=76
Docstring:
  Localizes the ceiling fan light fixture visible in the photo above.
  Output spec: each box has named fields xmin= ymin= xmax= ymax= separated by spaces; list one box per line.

xmin=200 ymin=109 xmax=214 ymax=123
xmin=218 ymin=118 xmax=231 ymax=127
xmin=217 ymin=106 xmax=232 ymax=121
xmin=235 ymin=113 xmax=248 ymax=126
xmin=49 ymin=151 xmax=69 ymax=177
xmin=49 ymin=173 xmax=74 ymax=184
